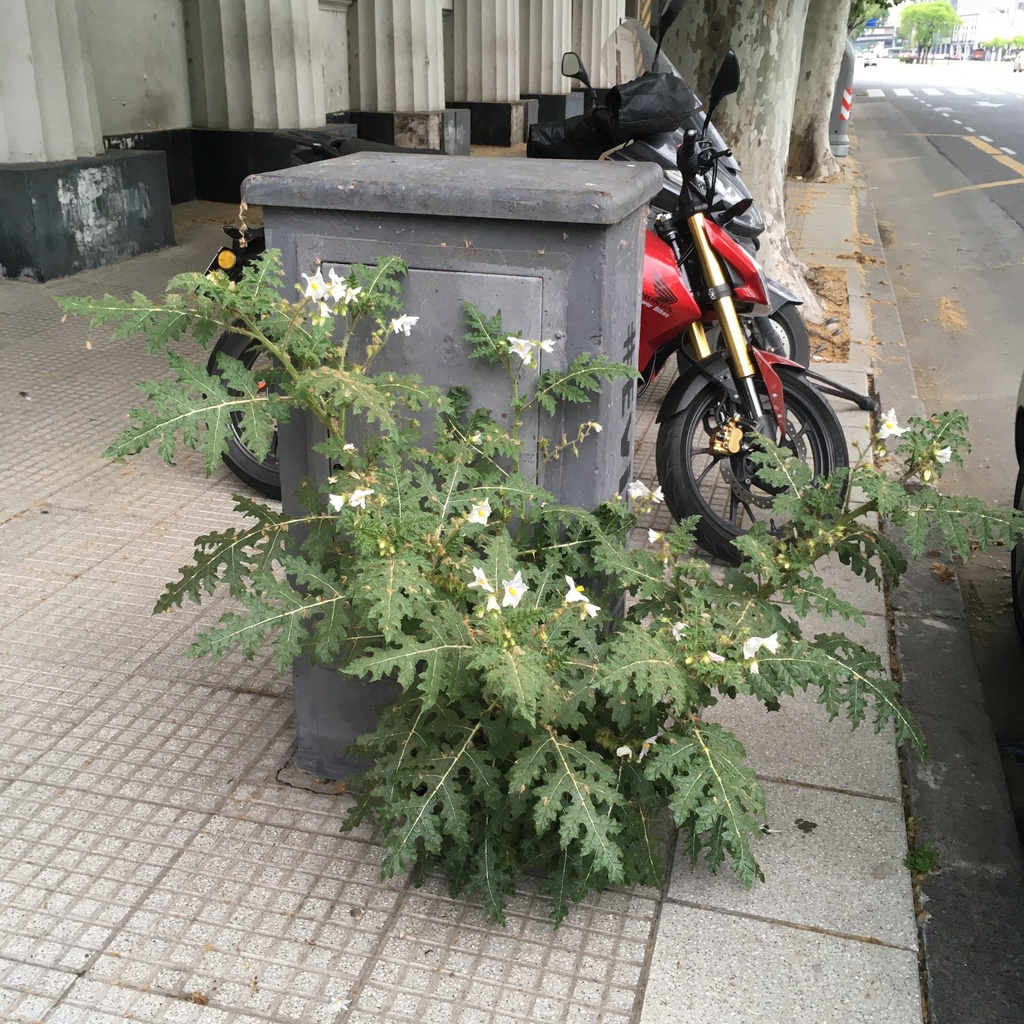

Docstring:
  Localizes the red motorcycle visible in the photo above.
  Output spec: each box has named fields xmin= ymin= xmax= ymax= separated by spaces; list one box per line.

xmin=207 ymin=60 xmax=864 ymax=562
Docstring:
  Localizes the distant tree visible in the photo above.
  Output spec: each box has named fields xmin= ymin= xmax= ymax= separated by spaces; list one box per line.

xmin=849 ymin=1 xmax=894 ymax=36
xmin=900 ymin=1 xmax=960 ymax=61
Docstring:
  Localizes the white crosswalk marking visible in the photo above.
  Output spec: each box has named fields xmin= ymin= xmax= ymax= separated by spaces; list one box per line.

xmin=922 ymin=87 xmax=943 ymax=95
xmin=866 ymin=88 xmax=885 ymax=98
xmin=949 ymin=88 xmax=973 ymax=96
xmin=893 ymin=88 xmax=912 ymax=96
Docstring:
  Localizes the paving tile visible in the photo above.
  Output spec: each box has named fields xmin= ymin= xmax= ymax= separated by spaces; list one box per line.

xmin=708 ymin=687 xmax=902 ymax=800
xmin=0 ymin=782 xmax=208 ymax=973
xmin=0 ymin=956 xmax=77 ymax=1022
xmin=0 ymin=658 xmax=127 ymax=781
xmin=345 ymin=876 xmax=654 ymax=1023
xmin=639 ymin=904 xmax=922 ymax=1024
xmin=45 ymin=979 xmax=272 ymax=1023
xmin=19 ymin=675 xmax=290 ymax=810
xmin=90 ymin=816 xmax=403 ymax=1023
xmin=668 ymin=781 xmax=916 ymax=949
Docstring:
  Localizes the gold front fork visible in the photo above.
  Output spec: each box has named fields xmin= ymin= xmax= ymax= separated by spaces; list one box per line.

xmin=687 ymin=210 xmax=757 ymax=379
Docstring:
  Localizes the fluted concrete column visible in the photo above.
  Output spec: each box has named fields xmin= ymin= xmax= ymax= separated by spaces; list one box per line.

xmin=352 ymin=0 xmax=445 ymax=111
xmin=452 ymin=0 xmax=519 ymax=102
xmin=0 ymin=0 xmax=102 ymax=163
xmin=320 ymin=0 xmax=355 ymax=113
xmin=519 ymin=0 xmax=572 ymax=96
xmin=572 ymin=0 xmax=625 ymax=88
xmin=184 ymin=0 xmax=325 ymax=130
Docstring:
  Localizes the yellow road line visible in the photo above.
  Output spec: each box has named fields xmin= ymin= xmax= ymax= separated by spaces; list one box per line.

xmin=934 ymin=177 xmax=1024 ymax=197
xmin=932 ymin=135 xmax=1024 ymax=196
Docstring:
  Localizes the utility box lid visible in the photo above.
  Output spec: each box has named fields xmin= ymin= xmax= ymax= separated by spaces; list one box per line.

xmin=243 ymin=153 xmax=663 ymax=226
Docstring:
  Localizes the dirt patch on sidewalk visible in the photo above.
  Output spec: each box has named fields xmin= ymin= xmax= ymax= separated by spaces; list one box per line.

xmin=804 ymin=264 xmax=850 ymax=363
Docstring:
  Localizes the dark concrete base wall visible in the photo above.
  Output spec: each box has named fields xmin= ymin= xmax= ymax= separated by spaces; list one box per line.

xmin=0 ymin=150 xmax=174 ymax=282
xmin=105 ymin=129 xmax=195 ymax=205
xmin=446 ymin=100 xmax=538 ymax=147
xmin=522 ymin=92 xmax=584 ymax=124
xmin=337 ymin=109 xmax=471 ymax=155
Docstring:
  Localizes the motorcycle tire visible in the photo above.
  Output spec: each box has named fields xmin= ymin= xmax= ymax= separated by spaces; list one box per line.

xmin=678 ymin=305 xmax=811 ymax=373
xmin=1012 ymin=466 xmax=1024 ymax=642
xmin=655 ymin=368 xmax=848 ymax=564
xmin=206 ymin=330 xmax=282 ymax=500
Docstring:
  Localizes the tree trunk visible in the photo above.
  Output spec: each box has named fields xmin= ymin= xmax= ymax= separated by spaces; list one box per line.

xmin=788 ymin=0 xmax=852 ymax=180
xmin=660 ymin=0 xmax=822 ymax=314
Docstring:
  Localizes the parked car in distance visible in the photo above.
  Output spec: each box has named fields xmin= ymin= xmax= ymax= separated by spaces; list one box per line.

xmin=1014 ymin=54 xmax=1024 ymax=72
xmin=1013 ymin=368 xmax=1024 ymax=639
xmin=863 ymin=52 xmax=878 ymax=67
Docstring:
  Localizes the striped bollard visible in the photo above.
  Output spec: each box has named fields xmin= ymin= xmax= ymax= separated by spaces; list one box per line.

xmin=829 ymin=38 xmax=855 ymax=157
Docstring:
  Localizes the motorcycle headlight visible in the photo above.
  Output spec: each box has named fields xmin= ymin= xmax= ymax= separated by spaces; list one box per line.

xmin=714 ymin=175 xmax=746 ymax=207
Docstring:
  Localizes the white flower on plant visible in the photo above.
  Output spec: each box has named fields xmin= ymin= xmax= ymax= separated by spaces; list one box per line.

xmin=615 ymin=745 xmax=633 ymax=759
xmin=468 ymin=567 xmax=494 ymax=593
xmin=877 ymin=408 xmax=907 ymax=439
xmin=588 ymin=421 xmax=603 ymax=433
xmin=347 ymin=488 xmax=374 ymax=509
xmin=582 ymin=600 xmax=600 ymax=619
xmin=301 ymin=268 xmax=328 ymax=301
xmin=327 ymin=268 xmax=360 ymax=306
xmin=742 ymin=633 xmax=780 ymax=661
xmin=343 ymin=443 xmax=356 ymax=452
xmin=648 ymin=529 xmax=663 ymax=544
xmin=670 ymin=621 xmax=687 ymax=642
xmin=469 ymin=431 xmax=483 ymax=445
xmin=485 ymin=594 xmax=501 ymax=613
xmin=328 ymin=494 xmax=345 ymax=512
xmin=625 ymin=480 xmax=651 ymax=500
xmin=507 ymin=336 xmax=537 ymax=367
xmin=328 ymin=995 xmax=350 ymax=1014
xmin=563 ymin=576 xmax=587 ymax=604
xmin=467 ymin=499 xmax=492 ymax=525
xmin=936 ymin=446 xmax=952 ymax=464
xmin=536 ymin=338 xmax=556 ymax=355
xmin=706 ymin=651 xmax=726 ymax=664
xmin=390 ymin=314 xmax=419 ymax=336
xmin=501 ymin=571 xmax=529 ymax=607
xmin=651 ymin=486 xmax=664 ymax=503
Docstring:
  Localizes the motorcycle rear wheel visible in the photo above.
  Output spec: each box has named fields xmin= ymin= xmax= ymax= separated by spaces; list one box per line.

xmin=206 ymin=331 xmax=282 ymax=500
xmin=655 ymin=369 xmax=847 ymax=563
xmin=679 ymin=305 xmax=810 ymax=372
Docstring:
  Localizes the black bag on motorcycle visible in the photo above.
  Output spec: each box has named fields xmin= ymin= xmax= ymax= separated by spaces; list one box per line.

xmin=526 ymin=114 xmax=611 ymax=160
xmin=596 ymin=72 xmax=701 ymax=144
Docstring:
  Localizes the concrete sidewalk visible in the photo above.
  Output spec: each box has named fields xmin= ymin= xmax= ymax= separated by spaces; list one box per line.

xmin=1 ymin=168 xmax=924 ymax=1023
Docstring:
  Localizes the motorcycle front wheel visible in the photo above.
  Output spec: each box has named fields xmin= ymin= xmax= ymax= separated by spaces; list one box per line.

xmin=656 ymin=369 xmax=847 ymax=563
xmin=206 ymin=331 xmax=282 ymax=500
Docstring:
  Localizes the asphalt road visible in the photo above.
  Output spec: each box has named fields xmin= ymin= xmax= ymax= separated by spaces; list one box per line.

xmin=853 ymin=56 xmax=1024 ymax=837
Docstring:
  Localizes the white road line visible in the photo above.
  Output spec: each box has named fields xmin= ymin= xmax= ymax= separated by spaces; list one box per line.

xmin=923 ymin=87 xmax=943 ymax=95
xmin=866 ymin=88 xmax=885 ymax=98
xmin=980 ymin=135 xmax=994 ymax=142
xmin=941 ymin=112 xmax=950 ymax=117
xmin=894 ymin=88 xmax=912 ymax=97
xmin=949 ymin=88 xmax=973 ymax=96
xmin=1002 ymin=147 xmax=1017 ymax=155
xmin=953 ymin=119 xmax=963 ymax=124
xmin=965 ymin=126 xmax=976 ymax=132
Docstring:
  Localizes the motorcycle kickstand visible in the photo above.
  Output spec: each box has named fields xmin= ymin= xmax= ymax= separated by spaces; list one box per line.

xmin=801 ymin=369 xmax=878 ymax=413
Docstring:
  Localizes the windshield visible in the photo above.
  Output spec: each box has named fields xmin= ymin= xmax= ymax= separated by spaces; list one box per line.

xmin=598 ymin=18 xmax=685 ymax=84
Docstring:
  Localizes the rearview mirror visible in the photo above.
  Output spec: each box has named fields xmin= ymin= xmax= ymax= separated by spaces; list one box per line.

xmin=561 ymin=52 xmax=583 ymax=79
xmin=708 ymin=50 xmax=740 ymax=118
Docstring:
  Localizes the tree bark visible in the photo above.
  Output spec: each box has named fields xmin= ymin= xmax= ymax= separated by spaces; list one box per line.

xmin=788 ymin=0 xmax=852 ymax=180
xmin=660 ymin=0 xmax=822 ymax=315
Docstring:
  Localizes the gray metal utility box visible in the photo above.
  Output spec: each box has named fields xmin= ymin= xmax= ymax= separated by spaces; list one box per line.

xmin=243 ymin=153 xmax=662 ymax=778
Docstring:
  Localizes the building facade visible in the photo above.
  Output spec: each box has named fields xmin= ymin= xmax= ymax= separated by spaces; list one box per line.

xmin=1 ymin=0 xmax=641 ymax=280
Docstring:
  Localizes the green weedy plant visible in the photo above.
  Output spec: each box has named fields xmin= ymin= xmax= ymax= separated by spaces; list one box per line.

xmin=57 ymin=250 xmax=1024 ymax=924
